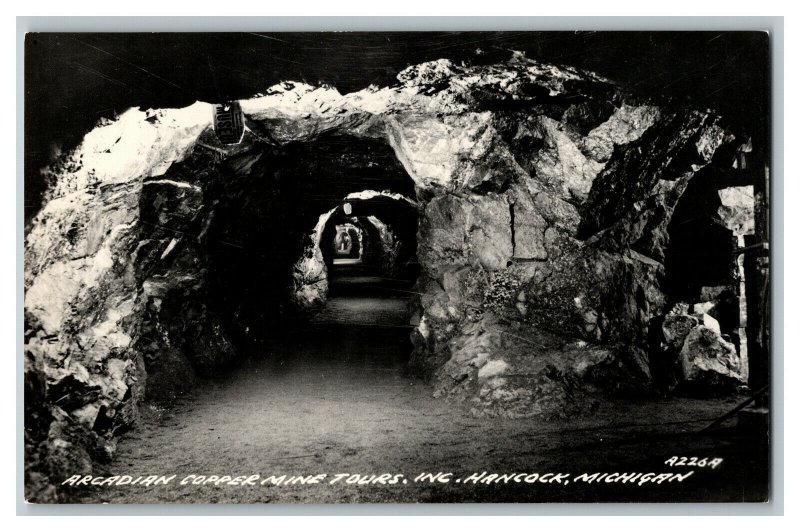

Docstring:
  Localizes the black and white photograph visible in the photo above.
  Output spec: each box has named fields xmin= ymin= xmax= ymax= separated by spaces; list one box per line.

xmin=21 ymin=28 xmax=776 ymax=506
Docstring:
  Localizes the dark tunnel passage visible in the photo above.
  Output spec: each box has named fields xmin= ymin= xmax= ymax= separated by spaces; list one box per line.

xmin=649 ymin=165 xmax=746 ymax=394
xmin=319 ymin=193 xmax=420 ymax=283
xmin=308 ymin=193 xmax=420 ymax=337
xmin=141 ymin=132 xmax=422 ymax=379
xmin=664 ymin=169 xmax=738 ymax=330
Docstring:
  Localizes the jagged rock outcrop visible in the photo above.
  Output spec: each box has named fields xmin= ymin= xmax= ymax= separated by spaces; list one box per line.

xmin=24 ymin=105 xmax=212 ymax=500
xmin=680 ymin=326 xmax=744 ymax=385
xmin=654 ymin=302 xmax=745 ymax=395
xmin=24 ymin=53 xmax=747 ymax=500
xmin=290 ymin=208 xmax=335 ymax=314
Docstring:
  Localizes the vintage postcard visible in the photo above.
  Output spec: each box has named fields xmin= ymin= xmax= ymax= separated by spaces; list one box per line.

xmin=23 ymin=31 xmax=772 ymax=504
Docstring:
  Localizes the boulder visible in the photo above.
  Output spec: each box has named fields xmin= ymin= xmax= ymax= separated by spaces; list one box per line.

xmin=433 ymin=315 xmax=648 ymax=418
xmin=290 ymin=246 xmax=329 ymax=314
xmin=41 ymin=407 xmax=111 ymax=496
xmin=679 ymin=326 xmax=744 ymax=383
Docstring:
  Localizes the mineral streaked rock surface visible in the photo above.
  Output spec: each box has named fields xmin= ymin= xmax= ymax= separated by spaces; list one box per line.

xmin=658 ymin=307 xmax=746 ymax=393
xmin=364 ymin=215 xmax=402 ymax=277
xmin=718 ymin=185 xmax=756 ymax=236
xmin=680 ymin=326 xmax=744 ymax=384
xmin=663 ymin=314 xmax=700 ymax=350
xmin=24 ymin=54 xmax=747 ymax=500
xmin=25 ymin=104 xmax=213 ymax=501
xmin=290 ymin=207 xmax=336 ymax=314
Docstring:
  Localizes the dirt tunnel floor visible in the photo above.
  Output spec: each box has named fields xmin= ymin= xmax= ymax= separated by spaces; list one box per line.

xmin=71 ymin=270 xmax=769 ymax=504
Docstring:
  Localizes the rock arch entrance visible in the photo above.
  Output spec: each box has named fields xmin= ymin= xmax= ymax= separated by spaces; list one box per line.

xmin=130 ymin=130 xmax=425 ymax=400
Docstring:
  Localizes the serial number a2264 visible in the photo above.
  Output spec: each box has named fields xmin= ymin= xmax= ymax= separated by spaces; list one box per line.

xmin=664 ymin=456 xmax=723 ymax=469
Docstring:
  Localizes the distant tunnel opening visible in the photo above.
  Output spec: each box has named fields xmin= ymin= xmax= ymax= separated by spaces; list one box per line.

xmin=135 ymin=131 xmax=420 ymax=393
xmin=316 ymin=193 xmax=419 ymax=289
xmin=300 ymin=193 xmax=420 ymax=333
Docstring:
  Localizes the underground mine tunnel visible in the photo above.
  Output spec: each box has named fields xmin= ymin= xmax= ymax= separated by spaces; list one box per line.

xmin=133 ymin=131 xmax=422 ymax=400
xmin=23 ymin=53 xmax=769 ymax=503
xmin=306 ymin=192 xmax=420 ymax=323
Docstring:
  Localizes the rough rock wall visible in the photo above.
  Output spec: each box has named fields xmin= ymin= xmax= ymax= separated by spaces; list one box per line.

xmin=24 ymin=105 xmax=213 ymax=501
xmin=364 ymin=215 xmax=402 ymax=277
xmin=290 ymin=207 xmax=336 ymax=314
xmin=24 ymin=54 xmax=741 ymax=500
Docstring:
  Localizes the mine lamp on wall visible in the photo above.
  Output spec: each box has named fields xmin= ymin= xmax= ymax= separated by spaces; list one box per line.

xmin=343 ymin=202 xmax=353 ymax=215
xmin=213 ymin=101 xmax=245 ymax=144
